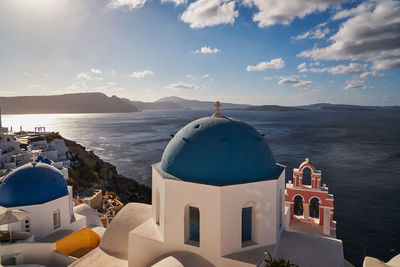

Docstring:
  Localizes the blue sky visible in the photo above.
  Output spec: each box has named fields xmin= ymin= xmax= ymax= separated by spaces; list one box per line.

xmin=0 ymin=0 xmax=399 ymax=105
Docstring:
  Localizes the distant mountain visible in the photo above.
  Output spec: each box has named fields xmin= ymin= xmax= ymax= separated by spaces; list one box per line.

xmin=155 ymin=96 xmax=251 ymax=110
xmin=0 ymin=93 xmax=139 ymax=114
xmin=299 ymin=103 xmax=400 ymax=112
xmin=122 ymin=99 xmax=184 ymax=111
xmin=242 ymin=105 xmax=308 ymax=112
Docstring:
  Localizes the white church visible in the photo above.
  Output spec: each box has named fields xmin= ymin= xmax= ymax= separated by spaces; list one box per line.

xmin=71 ymin=104 xmax=346 ymax=267
xmin=0 ymin=161 xmax=101 ymax=242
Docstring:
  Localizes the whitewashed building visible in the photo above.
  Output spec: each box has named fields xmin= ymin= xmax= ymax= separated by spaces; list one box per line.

xmin=0 ymin=162 xmax=89 ymax=241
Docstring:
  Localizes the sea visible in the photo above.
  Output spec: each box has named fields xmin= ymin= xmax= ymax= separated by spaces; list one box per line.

xmin=3 ymin=109 xmax=400 ymax=266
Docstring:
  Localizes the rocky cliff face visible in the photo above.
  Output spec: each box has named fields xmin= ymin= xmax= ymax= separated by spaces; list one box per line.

xmin=64 ymin=137 xmax=151 ymax=204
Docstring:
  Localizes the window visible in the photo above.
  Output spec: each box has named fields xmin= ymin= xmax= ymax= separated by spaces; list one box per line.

xmin=242 ymin=207 xmax=252 ymax=244
xmin=156 ymin=190 xmax=160 ymax=225
xmin=189 ymin=207 xmax=200 ymax=242
xmin=24 ymin=218 xmax=30 ymax=233
xmin=185 ymin=206 xmax=200 ymax=246
xmin=279 ymin=190 xmax=283 ymax=229
xmin=53 ymin=209 xmax=60 ymax=229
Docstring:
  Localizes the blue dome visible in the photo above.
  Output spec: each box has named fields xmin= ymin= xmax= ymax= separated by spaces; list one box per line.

xmin=160 ymin=116 xmax=278 ymax=186
xmin=0 ymin=162 xmax=68 ymax=207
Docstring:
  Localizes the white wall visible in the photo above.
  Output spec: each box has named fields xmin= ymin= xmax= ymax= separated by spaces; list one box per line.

xmin=48 ymin=139 xmax=68 ymax=160
xmin=0 ymin=242 xmax=76 ymax=267
xmin=2 ymin=195 xmax=87 ymax=241
xmin=220 ymin=174 xmax=283 ymax=256
xmin=129 ymin=163 xmax=285 ymax=267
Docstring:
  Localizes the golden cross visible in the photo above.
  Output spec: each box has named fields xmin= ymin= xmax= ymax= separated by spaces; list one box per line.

xmin=214 ymin=101 xmax=222 ymax=113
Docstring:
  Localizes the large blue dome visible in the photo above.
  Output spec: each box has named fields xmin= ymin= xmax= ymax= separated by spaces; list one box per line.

xmin=0 ymin=162 xmax=68 ymax=207
xmin=160 ymin=116 xmax=278 ymax=186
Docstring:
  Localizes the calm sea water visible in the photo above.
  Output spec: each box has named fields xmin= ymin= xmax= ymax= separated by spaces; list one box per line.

xmin=3 ymin=110 xmax=400 ymax=266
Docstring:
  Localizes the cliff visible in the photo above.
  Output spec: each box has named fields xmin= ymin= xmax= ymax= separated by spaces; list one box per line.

xmin=63 ymin=136 xmax=151 ymax=204
xmin=0 ymin=93 xmax=138 ymax=114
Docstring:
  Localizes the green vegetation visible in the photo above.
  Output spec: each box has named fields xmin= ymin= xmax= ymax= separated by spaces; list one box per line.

xmin=264 ymin=251 xmax=298 ymax=267
xmin=68 ymin=162 xmax=99 ymax=190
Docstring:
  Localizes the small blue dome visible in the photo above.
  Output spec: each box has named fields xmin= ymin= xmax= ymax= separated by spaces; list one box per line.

xmin=161 ymin=116 xmax=278 ymax=186
xmin=0 ymin=162 xmax=68 ymax=207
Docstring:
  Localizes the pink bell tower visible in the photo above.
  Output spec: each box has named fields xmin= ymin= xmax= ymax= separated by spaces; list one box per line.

xmin=285 ymin=159 xmax=336 ymax=237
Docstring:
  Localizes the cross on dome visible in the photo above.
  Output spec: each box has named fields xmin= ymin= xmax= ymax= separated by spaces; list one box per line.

xmin=213 ymin=101 xmax=222 ymax=117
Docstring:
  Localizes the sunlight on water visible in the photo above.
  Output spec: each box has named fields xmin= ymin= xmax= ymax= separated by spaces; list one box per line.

xmin=2 ymin=114 xmax=88 ymax=132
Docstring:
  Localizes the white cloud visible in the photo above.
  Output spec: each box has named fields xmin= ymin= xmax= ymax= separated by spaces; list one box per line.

xmin=76 ymin=68 xmax=104 ymax=81
xmin=63 ymin=81 xmax=89 ymax=93
xmin=344 ymin=78 xmax=367 ymax=90
xmin=297 ymin=62 xmax=368 ymax=75
xmin=247 ymin=58 xmax=285 ymax=71
xmin=130 ymin=70 xmax=155 ymax=78
xmin=166 ymin=82 xmax=205 ymax=90
xmin=246 ymin=0 xmax=344 ymax=27
xmin=108 ymin=0 xmax=147 ymax=9
xmin=297 ymin=63 xmax=308 ymax=73
xmin=186 ymin=74 xmax=210 ymax=80
xmin=76 ymin=72 xmax=93 ymax=80
xmin=277 ymin=76 xmax=314 ymax=88
xmin=181 ymin=0 xmax=238 ymax=28
xmin=299 ymin=0 xmax=400 ymax=70
xmin=161 ymin=0 xmax=186 ymax=5
xmin=91 ymin=68 xmax=103 ymax=74
xmin=194 ymin=46 xmax=221 ymax=54
xmin=293 ymin=22 xmax=330 ymax=40
xmin=332 ymin=1 xmax=375 ymax=21
xmin=359 ymin=71 xmax=384 ymax=78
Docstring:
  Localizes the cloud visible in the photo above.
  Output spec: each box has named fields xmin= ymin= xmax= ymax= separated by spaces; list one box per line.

xmin=297 ymin=62 xmax=367 ymax=74
xmin=63 ymin=81 xmax=89 ymax=93
xmin=245 ymin=0 xmax=343 ymax=27
xmin=186 ymin=74 xmax=210 ymax=80
xmin=299 ymin=0 xmax=400 ymax=70
xmin=293 ymin=22 xmax=330 ymax=40
xmin=130 ymin=70 xmax=155 ymax=78
xmin=247 ymin=58 xmax=285 ymax=71
xmin=76 ymin=68 xmax=104 ymax=81
xmin=344 ymin=78 xmax=368 ymax=90
xmin=76 ymin=72 xmax=93 ymax=80
xmin=161 ymin=0 xmax=187 ymax=5
xmin=194 ymin=46 xmax=221 ymax=54
xmin=181 ymin=0 xmax=238 ymax=28
xmin=91 ymin=68 xmax=102 ymax=74
xmin=108 ymin=0 xmax=147 ymax=9
xmin=166 ymin=82 xmax=205 ymax=90
xmin=359 ymin=71 xmax=384 ymax=78
xmin=277 ymin=76 xmax=314 ymax=88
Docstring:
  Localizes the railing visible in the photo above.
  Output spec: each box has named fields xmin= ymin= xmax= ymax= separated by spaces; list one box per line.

xmin=256 ymin=250 xmax=268 ymax=267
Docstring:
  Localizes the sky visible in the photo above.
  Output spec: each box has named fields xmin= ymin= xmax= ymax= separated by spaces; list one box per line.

xmin=0 ymin=0 xmax=399 ymax=106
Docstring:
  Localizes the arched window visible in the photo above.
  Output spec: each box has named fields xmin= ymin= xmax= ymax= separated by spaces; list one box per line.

xmin=302 ymin=167 xmax=312 ymax=186
xmin=53 ymin=209 xmax=60 ymax=229
xmin=155 ymin=190 xmax=160 ymax=225
xmin=293 ymin=195 xmax=303 ymax=216
xmin=185 ymin=205 xmax=200 ymax=246
xmin=309 ymin=197 xmax=320 ymax=219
